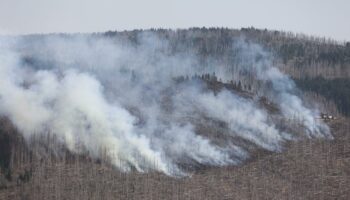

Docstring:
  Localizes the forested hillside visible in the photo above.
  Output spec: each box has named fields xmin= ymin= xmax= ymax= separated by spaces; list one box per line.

xmin=103 ymin=27 xmax=350 ymax=116
xmin=0 ymin=28 xmax=349 ymax=199
xmin=24 ymin=27 xmax=350 ymax=115
xmin=102 ymin=27 xmax=350 ymax=79
xmin=295 ymin=77 xmax=350 ymax=116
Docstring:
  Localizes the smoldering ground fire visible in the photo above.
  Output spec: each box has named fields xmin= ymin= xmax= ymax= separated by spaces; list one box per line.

xmin=0 ymin=33 xmax=331 ymax=176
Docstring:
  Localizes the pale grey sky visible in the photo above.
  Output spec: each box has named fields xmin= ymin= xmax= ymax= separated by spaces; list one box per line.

xmin=0 ymin=0 xmax=349 ymax=41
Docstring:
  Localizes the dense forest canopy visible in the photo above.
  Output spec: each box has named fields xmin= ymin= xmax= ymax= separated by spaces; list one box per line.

xmin=295 ymin=77 xmax=350 ymax=117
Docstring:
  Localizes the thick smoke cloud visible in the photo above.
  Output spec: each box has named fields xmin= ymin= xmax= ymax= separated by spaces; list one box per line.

xmin=0 ymin=33 xmax=330 ymax=176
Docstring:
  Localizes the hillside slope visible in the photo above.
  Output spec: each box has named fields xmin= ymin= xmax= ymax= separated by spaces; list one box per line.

xmin=0 ymin=28 xmax=349 ymax=199
xmin=0 ymin=117 xmax=349 ymax=200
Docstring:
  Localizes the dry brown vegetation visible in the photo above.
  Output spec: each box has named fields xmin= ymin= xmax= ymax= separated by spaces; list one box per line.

xmin=0 ymin=76 xmax=349 ymax=200
xmin=0 ymin=116 xmax=349 ymax=200
xmin=1 ymin=28 xmax=350 ymax=199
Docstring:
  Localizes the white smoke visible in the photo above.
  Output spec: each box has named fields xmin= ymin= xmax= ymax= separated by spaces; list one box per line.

xmin=228 ymin=40 xmax=330 ymax=138
xmin=0 ymin=33 xmax=330 ymax=176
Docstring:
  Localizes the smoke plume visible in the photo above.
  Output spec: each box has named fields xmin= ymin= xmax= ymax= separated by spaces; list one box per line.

xmin=0 ymin=33 xmax=330 ymax=175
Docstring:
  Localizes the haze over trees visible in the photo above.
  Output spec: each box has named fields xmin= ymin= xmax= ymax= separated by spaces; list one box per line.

xmin=0 ymin=27 xmax=350 ymax=199
xmin=101 ymin=27 xmax=350 ymax=117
